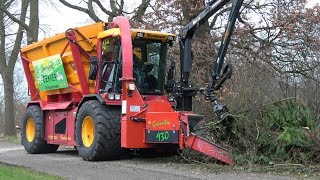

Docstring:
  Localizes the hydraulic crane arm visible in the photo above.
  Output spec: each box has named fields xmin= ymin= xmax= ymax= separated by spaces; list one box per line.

xmin=179 ymin=0 xmax=243 ymax=91
xmin=211 ymin=0 xmax=243 ymax=90
xmin=179 ymin=0 xmax=230 ymax=36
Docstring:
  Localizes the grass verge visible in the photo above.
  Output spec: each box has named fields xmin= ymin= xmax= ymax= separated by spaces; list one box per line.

xmin=0 ymin=163 xmax=63 ymax=180
xmin=0 ymin=135 xmax=20 ymax=144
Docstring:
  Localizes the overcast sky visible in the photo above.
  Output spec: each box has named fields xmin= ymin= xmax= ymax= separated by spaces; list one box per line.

xmin=39 ymin=1 xmax=138 ymax=38
xmin=39 ymin=0 xmax=319 ymax=39
xmin=39 ymin=2 xmax=94 ymax=38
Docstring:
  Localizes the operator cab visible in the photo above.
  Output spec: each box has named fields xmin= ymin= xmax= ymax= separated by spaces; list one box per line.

xmin=132 ymin=39 xmax=167 ymax=94
xmin=97 ymin=29 xmax=175 ymax=95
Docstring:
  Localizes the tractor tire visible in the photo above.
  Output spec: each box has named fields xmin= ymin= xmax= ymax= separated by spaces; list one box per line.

xmin=75 ymin=100 xmax=125 ymax=161
xmin=22 ymin=105 xmax=59 ymax=154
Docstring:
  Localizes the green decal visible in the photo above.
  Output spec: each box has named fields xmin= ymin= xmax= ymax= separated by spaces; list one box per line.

xmin=32 ymin=54 xmax=68 ymax=91
xmin=156 ymin=131 xmax=169 ymax=141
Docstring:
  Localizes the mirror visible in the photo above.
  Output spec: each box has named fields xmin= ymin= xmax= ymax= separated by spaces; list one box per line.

xmin=167 ymin=61 xmax=175 ymax=82
xmin=88 ymin=56 xmax=98 ymax=80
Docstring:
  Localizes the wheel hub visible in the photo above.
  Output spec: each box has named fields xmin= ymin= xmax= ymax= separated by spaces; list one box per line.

xmin=82 ymin=116 xmax=95 ymax=147
xmin=26 ymin=118 xmax=35 ymax=142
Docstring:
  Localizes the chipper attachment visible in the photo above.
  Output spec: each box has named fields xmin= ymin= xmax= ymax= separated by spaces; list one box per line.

xmin=184 ymin=134 xmax=233 ymax=165
xmin=181 ymin=114 xmax=233 ymax=165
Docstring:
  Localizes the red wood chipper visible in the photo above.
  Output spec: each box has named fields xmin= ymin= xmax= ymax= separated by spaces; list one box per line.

xmin=20 ymin=0 xmax=243 ymax=165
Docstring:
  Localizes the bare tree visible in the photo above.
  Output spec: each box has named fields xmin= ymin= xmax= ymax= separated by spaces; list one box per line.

xmin=0 ymin=0 xmax=39 ymax=136
xmin=0 ymin=82 xmax=4 ymax=134
xmin=59 ymin=0 xmax=151 ymax=23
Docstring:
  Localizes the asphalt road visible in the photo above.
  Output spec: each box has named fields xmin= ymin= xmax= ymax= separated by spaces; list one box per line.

xmin=0 ymin=142 xmax=296 ymax=180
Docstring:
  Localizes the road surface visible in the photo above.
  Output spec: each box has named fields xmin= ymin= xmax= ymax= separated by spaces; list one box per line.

xmin=0 ymin=142 xmax=296 ymax=180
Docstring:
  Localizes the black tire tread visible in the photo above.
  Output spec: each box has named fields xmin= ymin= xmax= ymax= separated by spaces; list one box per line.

xmin=22 ymin=105 xmax=59 ymax=154
xmin=76 ymin=100 xmax=125 ymax=161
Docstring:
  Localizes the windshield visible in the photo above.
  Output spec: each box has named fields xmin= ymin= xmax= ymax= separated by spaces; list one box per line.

xmin=99 ymin=38 xmax=168 ymax=94
xmin=133 ymin=39 xmax=167 ymax=94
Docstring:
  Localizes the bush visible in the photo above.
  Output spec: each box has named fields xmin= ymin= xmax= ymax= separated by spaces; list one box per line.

xmin=257 ymin=99 xmax=317 ymax=164
xmin=194 ymin=98 xmax=320 ymax=165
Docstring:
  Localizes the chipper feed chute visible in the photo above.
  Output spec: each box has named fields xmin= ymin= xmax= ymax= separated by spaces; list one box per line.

xmin=181 ymin=114 xmax=233 ymax=165
xmin=184 ymin=134 xmax=233 ymax=165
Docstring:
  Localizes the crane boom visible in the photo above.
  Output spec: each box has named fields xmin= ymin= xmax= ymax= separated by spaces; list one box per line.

xmin=172 ymin=0 xmax=243 ymax=115
xmin=179 ymin=0 xmax=243 ymax=89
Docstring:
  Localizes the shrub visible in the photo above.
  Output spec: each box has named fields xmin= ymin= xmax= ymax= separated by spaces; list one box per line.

xmin=194 ymin=98 xmax=320 ymax=165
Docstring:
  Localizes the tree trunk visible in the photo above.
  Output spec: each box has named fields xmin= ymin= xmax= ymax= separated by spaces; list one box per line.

xmin=27 ymin=0 xmax=39 ymax=44
xmin=3 ymin=73 xmax=15 ymax=136
xmin=0 ymin=0 xmax=30 ymax=136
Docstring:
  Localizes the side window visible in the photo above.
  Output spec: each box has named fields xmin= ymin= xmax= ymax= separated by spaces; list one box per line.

xmin=102 ymin=38 xmax=119 ymax=62
xmin=100 ymin=37 xmax=120 ymax=92
xmin=146 ymin=43 xmax=161 ymax=80
xmin=133 ymin=46 xmax=145 ymax=91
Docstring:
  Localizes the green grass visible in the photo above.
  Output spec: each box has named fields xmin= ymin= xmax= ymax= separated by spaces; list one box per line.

xmin=0 ymin=135 xmax=20 ymax=144
xmin=0 ymin=136 xmax=63 ymax=179
xmin=0 ymin=164 xmax=63 ymax=180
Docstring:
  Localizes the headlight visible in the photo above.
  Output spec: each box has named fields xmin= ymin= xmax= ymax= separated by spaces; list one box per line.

xmin=115 ymin=94 xmax=121 ymax=100
xmin=168 ymin=95 xmax=175 ymax=102
xmin=108 ymin=94 xmax=115 ymax=100
xmin=128 ymin=83 xmax=136 ymax=91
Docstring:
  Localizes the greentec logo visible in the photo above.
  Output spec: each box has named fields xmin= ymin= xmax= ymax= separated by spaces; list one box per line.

xmin=32 ymin=54 xmax=68 ymax=91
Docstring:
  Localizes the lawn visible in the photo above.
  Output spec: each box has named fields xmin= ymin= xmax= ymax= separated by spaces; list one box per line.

xmin=0 ymin=135 xmax=63 ymax=179
xmin=0 ymin=135 xmax=20 ymax=144
xmin=0 ymin=164 xmax=63 ymax=180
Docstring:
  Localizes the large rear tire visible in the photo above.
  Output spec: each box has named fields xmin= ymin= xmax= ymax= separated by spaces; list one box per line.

xmin=22 ymin=105 xmax=59 ymax=153
xmin=76 ymin=100 xmax=125 ymax=161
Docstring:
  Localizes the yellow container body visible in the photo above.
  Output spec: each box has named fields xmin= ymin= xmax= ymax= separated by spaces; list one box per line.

xmin=21 ymin=22 xmax=107 ymax=101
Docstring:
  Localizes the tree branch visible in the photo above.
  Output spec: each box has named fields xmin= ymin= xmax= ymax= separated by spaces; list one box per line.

xmin=59 ymin=0 xmax=89 ymax=14
xmin=109 ymin=0 xmax=118 ymax=14
xmin=209 ymin=7 xmax=231 ymax=29
xmin=59 ymin=0 xmax=102 ymax=22
xmin=0 ymin=1 xmax=30 ymax=32
xmin=119 ymin=0 xmax=124 ymax=13
xmin=87 ymin=0 xmax=101 ymax=22
xmin=7 ymin=0 xmax=28 ymax=72
xmin=4 ymin=0 xmax=15 ymax=8
xmin=92 ymin=0 xmax=117 ymax=19
xmin=131 ymin=0 xmax=151 ymax=22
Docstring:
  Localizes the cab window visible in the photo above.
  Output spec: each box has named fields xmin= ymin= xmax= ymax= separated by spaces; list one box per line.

xmin=100 ymin=37 xmax=121 ymax=93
